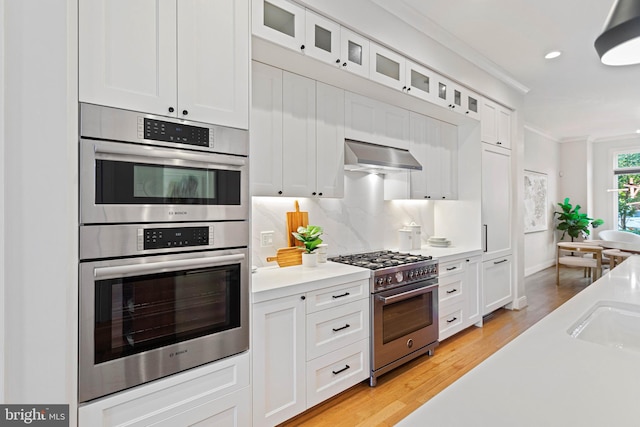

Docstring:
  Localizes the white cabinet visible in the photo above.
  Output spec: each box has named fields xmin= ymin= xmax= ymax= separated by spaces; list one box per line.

xmin=344 ymin=91 xmax=410 ymax=150
xmin=253 ymin=0 xmax=306 ymax=52
xmin=369 ymin=42 xmax=407 ymax=91
xmin=340 ymin=27 xmax=370 ymax=78
xmin=438 ymin=255 xmax=482 ymax=341
xmin=253 ymin=278 xmax=370 ymax=427
xmin=79 ymin=0 xmax=249 ymax=129
xmin=482 ymin=144 xmax=512 ymax=259
xmin=481 ymin=98 xmax=512 ymax=148
xmin=481 ymin=143 xmax=513 ymax=315
xmin=251 ymin=62 xmax=344 ymax=197
xmin=482 ymin=255 xmax=513 ymax=315
xmin=384 ymin=113 xmax=458 ymax=200
xmin=79 ymin=352 xmax=251 ymax=427
xmin=305 ymin=9 xmax=341 ymax=65
xmin=253 ymin=293 xmax=307 ymax=427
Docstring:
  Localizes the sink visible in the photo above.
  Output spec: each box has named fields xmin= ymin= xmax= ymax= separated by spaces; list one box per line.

xmin=568 ymin=301 xmax=640 ymax=353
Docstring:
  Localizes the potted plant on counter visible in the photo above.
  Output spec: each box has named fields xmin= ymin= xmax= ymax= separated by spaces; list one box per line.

xmin=292 ymin=225 xmax=323 ymax=267
xmin=554 ymin=197 xmax=604 ymax=241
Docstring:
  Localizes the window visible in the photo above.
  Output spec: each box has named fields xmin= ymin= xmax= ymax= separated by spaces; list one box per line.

xmin=614 ymin=151 xmax=640 ymax=233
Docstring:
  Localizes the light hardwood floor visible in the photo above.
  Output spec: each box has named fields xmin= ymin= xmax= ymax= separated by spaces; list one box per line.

xmin=280 ymin=266 xmax=592 ymax=426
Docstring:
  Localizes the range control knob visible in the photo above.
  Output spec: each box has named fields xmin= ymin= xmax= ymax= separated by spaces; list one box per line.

xmin=408 ymin=270 xmax=414 ymax=278
xmin=395 ymin=271 xmax=404 ymax=283
xmin=377 ymin=277 xmax=385 ymax=286
xmin=387 ymin=276 xmax=393 ymax=284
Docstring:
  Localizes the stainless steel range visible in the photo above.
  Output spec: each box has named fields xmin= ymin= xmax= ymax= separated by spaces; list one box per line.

xmin=328 ymin=251 xmax=439 ymax=386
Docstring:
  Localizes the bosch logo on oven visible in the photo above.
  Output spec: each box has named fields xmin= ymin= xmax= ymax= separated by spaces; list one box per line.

xmin=170 ymin=349 xmax=188 ymax=358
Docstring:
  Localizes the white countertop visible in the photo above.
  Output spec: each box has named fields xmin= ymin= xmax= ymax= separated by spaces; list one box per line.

xmin=251 ymin=261 xmax=371 ymax=303
xmin=398 ymin=255 xmax=640 ymax=427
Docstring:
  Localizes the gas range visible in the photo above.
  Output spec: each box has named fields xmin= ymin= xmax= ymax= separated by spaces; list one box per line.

xmin=328 ymin=250 xmax=438 ymax=293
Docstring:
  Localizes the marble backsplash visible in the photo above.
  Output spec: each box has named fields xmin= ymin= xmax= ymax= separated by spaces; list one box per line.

xmin=251 ymin=171 xmax=435 ymax=267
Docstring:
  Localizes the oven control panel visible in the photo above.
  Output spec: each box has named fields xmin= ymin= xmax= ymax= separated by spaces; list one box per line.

xmin=375 ymin=263 xmax=438 ymax=288
xmin=140 ymin=117 xmax=212 ymax=147
xmin=138 ymin=226 xmax=213 ymax=250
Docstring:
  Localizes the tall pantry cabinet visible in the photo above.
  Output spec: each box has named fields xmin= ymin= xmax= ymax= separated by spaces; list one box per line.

xmin=481 ymin=114 xmax=514 ymax=315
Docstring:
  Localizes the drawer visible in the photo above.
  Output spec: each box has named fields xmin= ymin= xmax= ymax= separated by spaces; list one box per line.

xmin=306 ymin=299 xmax=369 ymax=360
xmin=306 ymin=339 xmax=369 ymax=408
xmin=306 ymin=279 xmax=369 ymax=313
xmin=438 ymin=259 xmax=466 ymax=278
xmin=438 ymin=274 xmax=464 ymax=306
xmin=439 ymin=303 xmax=464 ymax=341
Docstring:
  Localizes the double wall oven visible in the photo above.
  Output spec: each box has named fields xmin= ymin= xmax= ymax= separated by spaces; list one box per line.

xmin=78 ymin=104 xmax=250 ymax=402
xmin=329 ymin=251 xmax=439 ymax=386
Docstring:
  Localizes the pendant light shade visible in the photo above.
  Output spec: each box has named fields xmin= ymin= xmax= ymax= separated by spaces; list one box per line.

xmin=595 ymin=0 xmax=640 ymax=66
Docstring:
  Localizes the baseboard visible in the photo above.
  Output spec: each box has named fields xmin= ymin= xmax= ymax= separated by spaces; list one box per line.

xmin=525 ymin=260 xmax=555 ymax=277
xmin=512 ymin=295 xmax=528 ymax=310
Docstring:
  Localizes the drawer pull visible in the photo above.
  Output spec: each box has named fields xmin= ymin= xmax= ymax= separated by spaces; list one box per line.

xmin=332 ymin=292 xmax=350 ymax=299
xmin=494 ymin=259 xmax=508 ymax=265
xmin=332 ymin=324 xmax=350 ymax=332
xmin=446 ymin=289 xmax=457 ymax=294
xmin=446 ymin=317 xmax=458 ymax=323
xmin=446 ymin=266 xmax=457 ymax=271
xmin=332 ymin=365 xmax=350 ymax=375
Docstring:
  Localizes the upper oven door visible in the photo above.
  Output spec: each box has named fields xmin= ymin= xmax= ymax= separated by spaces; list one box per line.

xmin=80 ymin=138 xmax=249 ymax=224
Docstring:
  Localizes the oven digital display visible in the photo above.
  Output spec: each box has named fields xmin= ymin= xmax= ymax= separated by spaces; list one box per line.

xmin=144 ymin=118 xmax=209 ymax=147
xmin=143 ymin=226 xmax=209 ymax=249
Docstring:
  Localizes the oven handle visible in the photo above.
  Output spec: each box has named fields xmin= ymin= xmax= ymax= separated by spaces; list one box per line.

xmin=377 ymin=282 xmax=438 ymax=305
xmin=93 ymin=142 xmax=246 ymax=167
xmin=94 ymin=254 xmax=245 ymax=280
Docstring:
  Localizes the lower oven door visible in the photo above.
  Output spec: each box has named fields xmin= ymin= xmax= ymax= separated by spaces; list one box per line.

xmin=372 ymin=279 xmax=439 ymax=371
xmin=79 ymin=248 xmax=248 ymax=402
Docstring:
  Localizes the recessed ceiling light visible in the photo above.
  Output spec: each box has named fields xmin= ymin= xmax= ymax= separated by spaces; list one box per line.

xmin=636 ymin=129 xmax=640 ymax=134
xmin=545 ymin=51 xmax=562 ymax=59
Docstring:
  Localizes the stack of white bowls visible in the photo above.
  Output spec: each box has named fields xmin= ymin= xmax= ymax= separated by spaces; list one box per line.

xmin=427 ymin=236 xmax=451 ymax=247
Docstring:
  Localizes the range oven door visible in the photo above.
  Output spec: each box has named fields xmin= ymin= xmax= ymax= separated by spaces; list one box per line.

xmin=78 ymin=248 xmax=249 ymax=402
xmin=80 ymin=138 xmax=248 ymax=224
xmin=372 ymin=279 xmax=439 ymax=371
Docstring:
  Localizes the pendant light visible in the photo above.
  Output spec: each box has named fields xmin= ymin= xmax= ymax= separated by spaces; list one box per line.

xmin=595 ymin=0 xmax=640 ymax=66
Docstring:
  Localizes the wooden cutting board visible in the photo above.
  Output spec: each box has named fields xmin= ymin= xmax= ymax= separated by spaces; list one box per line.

xmin=286 ymin=200 xmax=309 ymax=247
xmin=266 ymin=247 xmax=304 ymax=267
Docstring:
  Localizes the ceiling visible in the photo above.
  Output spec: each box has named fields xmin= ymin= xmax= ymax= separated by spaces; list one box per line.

xmin=375 ymin=0 xmax=640 ymax=141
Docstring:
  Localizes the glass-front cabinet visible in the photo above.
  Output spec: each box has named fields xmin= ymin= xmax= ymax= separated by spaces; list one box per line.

xmin=305 ymin=9 xmax=341 ymax=64
xmin=340 ymin=27 xmax=370 ymax=78
xmin=253 ymin=0 xmax=306 ymax=51
xmin=404 ymin=60 xmax=436 ymax=104
xmin=369 ymin=42 xmax=406 ymax=91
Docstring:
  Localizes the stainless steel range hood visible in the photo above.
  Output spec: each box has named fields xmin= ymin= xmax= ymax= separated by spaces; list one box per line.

xmin=344 ymin=139 xmax=422 ymax=173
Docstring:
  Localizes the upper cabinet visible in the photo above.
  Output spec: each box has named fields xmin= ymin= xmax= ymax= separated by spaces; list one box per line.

xmin=369 ymin=42 xmax=407 ymax=91
xmin=79 ymin=0 xmax=249 ymax=129
xmin=254 ymin=0 xmax=306 ymax=52
xmin=251 ymin=62 xmax=345 ymax=198
xmin=340 ymin=28 xmax=370 ymax=78
xmin=481 ymin=98 xmax=512 ymax=149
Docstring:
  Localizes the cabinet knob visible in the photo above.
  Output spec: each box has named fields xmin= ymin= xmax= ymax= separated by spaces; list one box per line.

xmin=278 ymin=190 xmax=283 ymax=195
xmin=497 ymin=141 xmax=502 ymax=145
xmin=300 ymin=44 xmax=305 ymax=50
xmin=407 ymin=87 xmax=411 ymax=92
xmin=442 ymin=196 xmax=446 ymax=199
xmin=342 ymin=62 xmax=347 ymax=67
xmin=425 ymin=195 xmax=431 ymax=199
xmin=168 ymin=106 xmax=175 ymax=113
xmin=318 ymin=192 xmax=323 ymax=196
xmin=300 ymin=295 xmax=306 ymax=300
xmin=312 ymin=192 xmax=317 ymax=196
xmin=182 ymin=110 xmax=188 ymax=116
xmin=335 ymin=59 xmax=340 ymax=64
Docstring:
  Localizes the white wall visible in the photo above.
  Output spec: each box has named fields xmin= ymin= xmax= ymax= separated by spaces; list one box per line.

xmin=558 ymin=138 xmax=591 ymax=213
xmin=3 ymin=0 xmax=78 ymax=419
xmin=0 ymin=0 xmax=5 ymax=403
xmin=523 ymin=127 xmax=561 ymax=276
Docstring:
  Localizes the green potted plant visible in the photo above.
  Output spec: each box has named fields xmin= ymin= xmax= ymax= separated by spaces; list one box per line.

xmin=292 ymin=225 xmax=323 ymax=267
xmin=554 ymin=198 xmax=604 ymax=241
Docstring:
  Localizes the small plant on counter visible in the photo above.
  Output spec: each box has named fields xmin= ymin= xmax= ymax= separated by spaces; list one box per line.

xmin=292 ymin=225 xmax=323 ymax=253
xmin=554 ymin=197 xmax=604 ymax=241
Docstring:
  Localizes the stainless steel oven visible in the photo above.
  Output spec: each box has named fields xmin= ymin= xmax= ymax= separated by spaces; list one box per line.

xmin=79 ymin=103 xmax=248 ymax=224
xmin=78 ymin=222 xmax=249 ymax=403
xmin=372 ymin=278 xmax=438 ymax=385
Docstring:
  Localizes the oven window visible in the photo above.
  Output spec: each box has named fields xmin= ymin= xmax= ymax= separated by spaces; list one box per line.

xmin=95 ymin=160 xmax=241 ymax=205
xmin=94 ymin=264 xmax=241 ymax=364
xmin=382 ymin=291 xmax=433 ymax=343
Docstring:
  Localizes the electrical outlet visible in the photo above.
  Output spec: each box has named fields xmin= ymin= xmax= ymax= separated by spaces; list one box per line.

xmin=260 ymin=231 xmax=275 ymax=247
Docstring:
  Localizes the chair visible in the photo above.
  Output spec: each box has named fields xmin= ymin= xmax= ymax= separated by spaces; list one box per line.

xmin=601 ymin=248 xmax=633 ymax=269
xmin=556 ymin=242 xmax=603 ymax=286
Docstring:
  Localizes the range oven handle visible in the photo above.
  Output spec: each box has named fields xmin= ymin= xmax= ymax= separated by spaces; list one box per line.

xmin=93 ymin=141 xmax=246 ymax=167
xmin=94 ymin=254 xmax=245 ymax=280
xmin=377 ymin=282 xmax=438 ymax=305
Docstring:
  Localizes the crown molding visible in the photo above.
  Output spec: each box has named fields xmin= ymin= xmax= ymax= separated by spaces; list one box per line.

xmin=372 ymin=0 xmax=530 ymax=95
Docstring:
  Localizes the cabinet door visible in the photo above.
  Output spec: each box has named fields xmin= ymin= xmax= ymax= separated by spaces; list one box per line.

xmin=345 ymin=91 xmax=377 ymax=142
xmin=408 ymin=112 xmax=433 ymax=199
xmin=305 ymin=10 xmax=341 ymax=65
xmin=481 ymin=99 xmax=498 ymax=144
xmin=439 ymin=121 xmax=458 ymax=200
xmin=434 ymin=76 xmax=452 ymax=109
xmin=376 ymin=102 xmax=410 ymax=149
xmin=79 ymin=0 xmax=177 ymax=116
xmin=251 ymin=62 xmax=284 ymax=196
xmin=282 ymin=71 xmax=316 ymax=196
xmin=340 ymin=27 xmax=370 ymax=78
xmin=497 ymin=107 xmax=512 ymax=149
xmin=177 ymin=0 xmax=249 ymax=128
xmin=464 ymin=90 xmax=481 ymax=120
xmin=464 ymin=256 xmax=482 ymax=325
xmin=253 ymin=0 xmax=306 ymax=52
xmin=369 ymin=42 xmax=406 ymax=91
xmin=482 ymin=144 xmax=511 ymax=259
xmin=482 ymin=255 xmax=513 ymax=315
xmin=405 ymin=60 xmax=436 ymax=103
xmin=253 ymin=295 xmax=306 ymax=427
xmin=316 ymin=82 xmax=345 ymax=198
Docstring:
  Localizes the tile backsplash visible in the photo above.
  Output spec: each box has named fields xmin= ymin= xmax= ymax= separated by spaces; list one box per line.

xmin=251 ymin=172 xmax=434 ymax=267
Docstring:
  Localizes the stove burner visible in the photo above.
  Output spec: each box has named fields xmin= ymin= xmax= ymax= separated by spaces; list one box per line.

xmin=328 ymin=250 xmax=433 ymax=269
